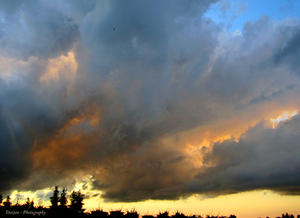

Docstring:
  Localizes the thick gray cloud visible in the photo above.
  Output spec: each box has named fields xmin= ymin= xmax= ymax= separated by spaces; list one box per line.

xmin=184 ymin=114 xmax=300 ymax=196
xmin=0 ymin=0 xmax=300 ymax=203
xmin=0 ymin=0 xmax=80 ymax=60
xmin=273 ymin=27 xmax=300 ymax=71
xmin=0 ymin=101 xmax=33 ymax=192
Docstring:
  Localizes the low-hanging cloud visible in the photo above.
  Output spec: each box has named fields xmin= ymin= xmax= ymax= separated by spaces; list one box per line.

xmin=0 ymin=0 xmax=300 ymax=203
xmin=185 ymin=115 xmax=300 ymax=196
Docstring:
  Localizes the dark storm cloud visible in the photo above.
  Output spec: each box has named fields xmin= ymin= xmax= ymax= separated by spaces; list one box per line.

xmin=77 ymin=0 xmax=221 ymax=158
xmin=85 ymin=16 xmax=300 ymax=202
xmin=0 ymin=58 xmax=80 ymax=141
xmin=80 ymin=0 xmax=218 ymax=72
xmin=0 ymin=0 xmax=81 ymax=194
xmin=0 ymin=60 xmax=82 ymax=195
xmin=0 ymin=101 xmax=33 ymax=192
xmin=0 ymin=0 xmax=219 ymax=196
xmin=273 ymin=27 xmax=300 ymax=71
xmin=247 ymin=84 xmax=297 ymax=106
xmin=92 ymin=141 xmax=193 ymax=202
xmin=184 ymin=114 xmax=300 ymax=196
xmin=0 ymin=0 xmax=80 ymax=60
xmin=1 ymin=0 xmax=300 ymax=203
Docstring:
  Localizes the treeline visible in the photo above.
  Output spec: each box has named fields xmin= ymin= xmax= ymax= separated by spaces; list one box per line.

xmin=0 ymin=187 xmax=299 ymax=218
xmin=0 ymin=186 xmax=85 ymax=217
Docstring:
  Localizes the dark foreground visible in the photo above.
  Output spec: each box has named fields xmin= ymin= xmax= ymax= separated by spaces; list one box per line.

xmin=1 ymin=206 xmax=299 ymax=218
xmin=0 ymin=188 xmax=298 ymax=218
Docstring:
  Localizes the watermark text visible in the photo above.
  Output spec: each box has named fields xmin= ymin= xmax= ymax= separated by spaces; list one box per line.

xmin=6 ymin=210 xmax=46 ymax=216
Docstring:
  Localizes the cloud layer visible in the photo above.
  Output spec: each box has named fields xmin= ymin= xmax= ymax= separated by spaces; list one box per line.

xmin=185 ymin=117 xmax=300 ymax=196
xmin=0 ymin=0 xmax=300 ymax=203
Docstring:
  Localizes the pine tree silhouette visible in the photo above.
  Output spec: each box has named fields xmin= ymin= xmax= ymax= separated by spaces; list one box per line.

xmin=59 ymin=188 xmax=68 ymax=209
xmin=50 ymin=186 xmax=59 ymax=211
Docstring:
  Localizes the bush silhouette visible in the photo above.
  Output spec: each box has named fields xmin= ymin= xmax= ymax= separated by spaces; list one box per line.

xmin=157 ymin=210 xmax=170 ymax=218
xmin=142 ymin=215 xmax=156 ymax=218
xmin=125 ymin=208 xmax=139 ymax=218
xmin=109 ymin=209 xmax=125 ymax=218
xmin=90 ymin=208 xmax=109 ymax=218
xmin=282 ymin=213 xmax=295 ymax=218
xmin=172 ymin=211 xmax=187 ymax=218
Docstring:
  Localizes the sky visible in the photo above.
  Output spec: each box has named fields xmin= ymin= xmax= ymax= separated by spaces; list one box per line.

xmin=0 ymin=0 xmax=300 ymax=217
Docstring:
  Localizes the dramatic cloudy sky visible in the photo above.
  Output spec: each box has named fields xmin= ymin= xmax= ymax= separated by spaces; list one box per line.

xmin=1 ymin=0 xmax=300 ymax=217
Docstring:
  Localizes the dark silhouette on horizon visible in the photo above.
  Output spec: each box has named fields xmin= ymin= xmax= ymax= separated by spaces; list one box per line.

xmin=0 ymin=190 xmax=299 ymax=218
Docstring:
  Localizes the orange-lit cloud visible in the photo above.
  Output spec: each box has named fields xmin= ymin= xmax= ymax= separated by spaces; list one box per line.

xmin=40 ymin=51 xmax=78 ymax=84
xmin=31 ymin=103 xmax=102 ymax=171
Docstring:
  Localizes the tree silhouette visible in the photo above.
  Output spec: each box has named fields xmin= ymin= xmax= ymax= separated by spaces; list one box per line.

xmin=3 ymin=195 xmax=11 ymax=209
xmin=0 ymin=194 xmax=2 ymax=205
xmin=50 ymin=186 xmax=59 ymax=210
xmin=69 ymin=190 xmax=85 ymax=213
xmin=59 ymin=188 xmax=68 ymax=209
xmin=23 ymin=197 xmax=35 ymax=210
